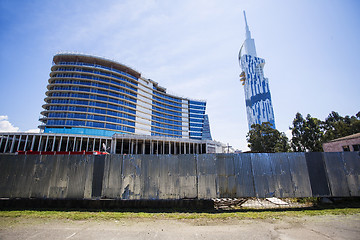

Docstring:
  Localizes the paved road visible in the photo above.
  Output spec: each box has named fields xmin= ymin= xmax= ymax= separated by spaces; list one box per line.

xmin=1 ymin=214 xmax=360 ymax=240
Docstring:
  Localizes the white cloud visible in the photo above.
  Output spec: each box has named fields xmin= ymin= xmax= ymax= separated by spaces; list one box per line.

xmin=0 ymin=115 xmax=20 ymax=132
xmin=25 ymin=129 xmax=40 ymax=133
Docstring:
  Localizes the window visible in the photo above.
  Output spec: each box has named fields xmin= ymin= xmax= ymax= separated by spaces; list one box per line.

xmin=342 ymin=145 xmax=350 ymax=152
xmin=353 ymin=144 xmax=360 ymax=151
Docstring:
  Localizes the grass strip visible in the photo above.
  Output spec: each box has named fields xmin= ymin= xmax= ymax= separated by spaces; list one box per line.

xmin=1 ymin=208 xmax=360 ymax=221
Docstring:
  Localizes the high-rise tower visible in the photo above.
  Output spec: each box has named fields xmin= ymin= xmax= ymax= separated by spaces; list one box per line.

xmin=239 ymin=11 xmax=276 ymax=130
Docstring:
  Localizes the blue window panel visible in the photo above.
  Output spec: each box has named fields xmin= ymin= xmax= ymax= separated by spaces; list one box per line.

xmin=93 ymin=122 xmax=105 ymax=128
xmin=189 ymin=118 xmax=204 ymax=123
xmin=153 ymin=96 xmax=182 ymax=107
xmin=189 ymin=123 xmax=203 ymax=128
xmin=189 ymin=100 xmax=206 ymax=106
xmin=188 ymin=105 xmax=206 ymax=110
xmin=152 ymin=106 xmax=182 ymax=116
xmin=190 ymin=127 xmax=202 ymax=132
xmin=94 ymin=115 xmax=106 ymax=121
xmin=189 ymin=109 xmax=205 ymax=115
xmin=152 ymin=100 xmax=182 ymax=111
xmin=189 ymin=132 xmax=202 ymax=137
xmin=153 ymin=91 xmax=182 ymax=103
xmin=189 ymin=114 xmax=204 ymax=119
xmin=51 ymin=86 xmax=137 ymax=103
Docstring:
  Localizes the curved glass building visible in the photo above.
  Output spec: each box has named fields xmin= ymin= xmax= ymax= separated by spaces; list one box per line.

xmin=39 ymin=53 xmax=210 ymax=140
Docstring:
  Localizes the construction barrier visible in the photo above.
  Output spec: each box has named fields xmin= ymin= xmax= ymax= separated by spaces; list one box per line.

xmin=0 ymin=152 xmax=359 ymax=200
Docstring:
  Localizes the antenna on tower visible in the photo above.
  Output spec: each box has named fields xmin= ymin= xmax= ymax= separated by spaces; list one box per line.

xmin=243 ymin=11 xmax=248 ymax=29
xmin=243 ymin=10 xmax=251 ymax=39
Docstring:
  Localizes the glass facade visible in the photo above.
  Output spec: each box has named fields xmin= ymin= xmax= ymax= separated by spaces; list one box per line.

xmin=40 ymin=53 xmax=209 ymax=139
xmin=151 ymin=90 xmax=184 ymax=138
xmin=188 ymin=100 xmax=206 ymax=140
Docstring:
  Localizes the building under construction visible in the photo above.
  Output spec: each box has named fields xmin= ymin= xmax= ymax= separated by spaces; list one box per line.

xmin=0 ymin=53 xmax=225 ymax=154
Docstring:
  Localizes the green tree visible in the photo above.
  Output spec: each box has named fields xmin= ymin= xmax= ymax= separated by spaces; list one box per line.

xmin=322 ymin=111 xmax=360 ymax=142
xmin=290 ymin=113 xmax=323 ymax=152
xmin=247 ymin=122 xmax=290 ymax=153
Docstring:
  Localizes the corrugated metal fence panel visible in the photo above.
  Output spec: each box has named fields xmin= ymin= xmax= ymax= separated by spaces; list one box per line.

xmin=121 ymin=155 xmax=142 ymax=199
xmin=305 ymin=152 xmax=331 ymax=197
xmin=323 ymin=152 xmax=350 ymax=197
xmin=0 ymin=152 xmax=359 ymax=200
xmin=216 ymin=154 xmax=236 ymax=198
xmin=140 ymin=154 xmax=160 ymax=200
xmin=91 ymin=155 xmax=105 ymax=198
xmin=0 ymin=154 xmax=11 ymax=197
xmin=67 ymin=155 xmax=94 ymax=199
xmin=0 ymin=154 xmax=10 ymax=197
xmin=158 ymin=155 xmax=176 ymax=199
xmin=0 ymin=155 xmax=28 ymax=198
xmin=102 ymin=154 xmax=122 ymax=199
xmin=18 ymin=155 xmax=38 ymax=198
xmin=29 ymin=155 xmax=57 ymax=198
xmin=287 ymin=152 xmax=312 ymax=197
xmin=342 ymin=152 xmax=360 ymax=196
xmin=47 ymin=155 xmax=70 ymax=199
xmin=197 ymin=154 xmax=217 ymax=199
xmin=251 ymin=153 xmax=275 ymax=198
xmin=156 ymin=155 xmax=197 ymax=200
xmin=83 ymin=155 xmax=95 ymax=199
xmin=177 ymin=155 xmax=197 ymax=199
xmin=234 ymin=153 xmax=255 ymax=197
xmin=269 ymin=153 xmax=294 ymax=198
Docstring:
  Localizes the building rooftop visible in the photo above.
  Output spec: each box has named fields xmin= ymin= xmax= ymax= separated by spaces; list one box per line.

xmin=327 ymin=132 xmax=360 ymax=143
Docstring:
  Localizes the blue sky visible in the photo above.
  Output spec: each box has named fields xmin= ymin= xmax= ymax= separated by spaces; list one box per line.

xmin=0 ymin=0 xmax=359 ymax=150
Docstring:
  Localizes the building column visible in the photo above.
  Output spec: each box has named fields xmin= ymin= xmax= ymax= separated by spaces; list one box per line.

xmin=131 ymin=140 xmax=134 ymax=154
xmin=65 ymin=136 xmax=69 ymax=152
xmin=37 ymin=135 xmax=43 ymax=152
xmin=16 ymin=135 xmax=22 ymax=152
xmin=156 ymin=140 xmax=159 ymax=155
xmin=51 ymin=135 xmax=56 ymax=151
xmin=135 ymin=139 xmax=138 ymax=154
xmin=0 ymin=135 xmax=3 ymax=152
xmin=58 ymin=136 xmax=63 ymax=151
xmin=23 ymin=135 xmax=29 ymax=151
xmin=30 ymin=135 xmax=36 ymax=151
xmin=44 ymin=135 xmax=49 ymax=151
xmin=85 ymin=137 xmax=89 ymax=152
xmin=92 ymin=138 xmax=96 ymax=151
xmin=120 ymin=138 xmax=123 ymax=154
xmin=79 ymin=137 xmax=83 ymax=151
xmin=150 ymin=140 xmax=153 ymax=154
xmin=3 ymin=135 xmax=10 ymax=153
xmin=10 ymin=135 xmax=16 ymax=153
xmin=72 ymin=137 xmax=77 ymax=152
xmin=141 ymin=140 xmax=144 ymax=154
xmin=111 ymin=139 xmax=116 ymax=154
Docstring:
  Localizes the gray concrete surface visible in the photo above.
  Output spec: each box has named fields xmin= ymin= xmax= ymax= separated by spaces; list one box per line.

xmin=1 ymin=214 xmax=359 ymax=240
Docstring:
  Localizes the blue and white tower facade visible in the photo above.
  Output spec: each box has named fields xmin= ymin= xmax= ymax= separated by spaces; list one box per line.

xmin=239 ymin=11 xmax=276 ymax=130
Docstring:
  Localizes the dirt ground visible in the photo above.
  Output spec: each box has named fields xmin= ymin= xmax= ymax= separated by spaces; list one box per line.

xmin=1 ymin=214 xmax=360 ymax=240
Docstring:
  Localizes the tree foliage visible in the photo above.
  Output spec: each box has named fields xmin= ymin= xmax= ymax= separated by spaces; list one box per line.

xmin=322 ymin=111 xmax=360 ymax=142
xmin=247 ymin=122 xmax=290 ymax=153
xmin=290 ymin=111 xmax=360 ymax=152
xmin=290 ymin=113 xmax=323 ymax=152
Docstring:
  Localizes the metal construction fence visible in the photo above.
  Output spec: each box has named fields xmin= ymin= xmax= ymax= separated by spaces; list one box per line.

xmin=0 ymin=152 xmax=359 ymax=200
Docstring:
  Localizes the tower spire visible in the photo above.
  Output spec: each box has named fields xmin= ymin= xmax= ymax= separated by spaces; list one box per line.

xmin=243 ymin=11 xmax=251 ymax=39
xmin=242 ymin=11 xmax=257 ymax=57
